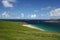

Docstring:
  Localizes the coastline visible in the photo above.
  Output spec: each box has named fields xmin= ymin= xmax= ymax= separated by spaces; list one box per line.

xmin=22 ymin=24 xmax=45 ymax=31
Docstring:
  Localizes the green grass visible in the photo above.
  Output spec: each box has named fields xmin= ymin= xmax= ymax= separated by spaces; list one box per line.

xmin=0 ymin=20 xmax=60 ymax=40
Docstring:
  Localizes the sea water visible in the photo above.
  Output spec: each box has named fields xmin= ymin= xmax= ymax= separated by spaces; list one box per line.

xmin=31 ymin=24 xmax=60 ymax=33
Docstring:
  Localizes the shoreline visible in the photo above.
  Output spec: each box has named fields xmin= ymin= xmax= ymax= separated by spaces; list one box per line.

xmin=22 ymin=24 xmax=45 ymax=31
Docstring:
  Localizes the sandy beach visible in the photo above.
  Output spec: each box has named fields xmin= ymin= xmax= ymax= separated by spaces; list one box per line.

xmin=22 ymin=24 xmax=45 ymax=31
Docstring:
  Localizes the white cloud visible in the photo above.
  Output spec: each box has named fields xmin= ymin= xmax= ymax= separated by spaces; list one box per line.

xmin=39 ymin=8 xmax=60 ymax=19
xmin=46 ymin=6 xmax=52 ymax=9
xmin=2 ymin=11 xmax=10 ymax=18
xmin=4 ymin=0 xmax=16 ymax=2
xmin=41 ymin=6 xmax=52 ymax=10
xmin=2 ymin=0 xmax=16 ymax=7
xmin=40 ymin=8 xmax=60 ymax=16
xmin=16 ymin=17 xmax=20 ymax=19
xmin=21 ymin=13 xmax=24 ymax=17
xmin=49 ymin=8 xmax=60 ymax=16
xmin=2 ymin=0 xmax=13 ymax=7
xmin=34 ymin=10 xmax=39 ymax=13
xmin=30 ymin=14 xmax=37 ymax=18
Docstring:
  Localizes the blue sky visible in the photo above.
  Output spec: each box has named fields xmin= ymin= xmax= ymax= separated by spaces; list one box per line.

xmin=0 ymin=0 xmax=60 ymax=19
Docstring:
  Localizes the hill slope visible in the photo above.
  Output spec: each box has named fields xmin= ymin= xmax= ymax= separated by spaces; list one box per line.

xmin=0 ymin=20 xmax=60 ymax=40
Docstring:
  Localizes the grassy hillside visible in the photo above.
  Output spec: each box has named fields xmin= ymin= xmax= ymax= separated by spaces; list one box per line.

xmin=0 ymin=20 xmax=60 ymax=40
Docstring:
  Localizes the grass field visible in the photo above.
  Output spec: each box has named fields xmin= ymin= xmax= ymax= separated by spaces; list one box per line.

xmin=0 ymin=20 xmax=60 ymax=40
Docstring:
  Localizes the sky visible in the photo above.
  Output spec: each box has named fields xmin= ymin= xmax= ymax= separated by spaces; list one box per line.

xmin=0 ymin=0 xmax=60 ymax=19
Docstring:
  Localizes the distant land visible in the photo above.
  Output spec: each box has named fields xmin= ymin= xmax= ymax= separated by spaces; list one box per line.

xmin=0 ymin=19 xmax=60 ymax=23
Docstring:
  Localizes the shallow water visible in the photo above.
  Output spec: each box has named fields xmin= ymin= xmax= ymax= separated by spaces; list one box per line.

xmin=31 ymin=24 xmax=60 ymax=33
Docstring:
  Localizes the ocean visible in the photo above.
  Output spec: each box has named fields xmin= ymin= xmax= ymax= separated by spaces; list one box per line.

xmin=31 ymin=24 xmax=60 ymax=33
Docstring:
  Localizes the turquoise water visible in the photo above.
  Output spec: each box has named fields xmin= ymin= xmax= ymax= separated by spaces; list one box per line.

xmin=31 ymin=24 xmax=60 ymax=33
